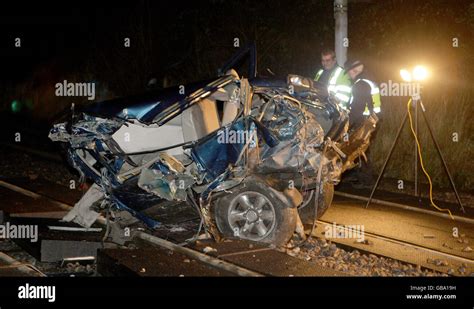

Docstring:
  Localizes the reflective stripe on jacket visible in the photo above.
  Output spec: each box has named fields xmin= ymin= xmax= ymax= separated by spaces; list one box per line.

xmin=351 ymin=78 xmax=381 ymax=115
xmin=315 ymin=66 xmax=352 ymax=109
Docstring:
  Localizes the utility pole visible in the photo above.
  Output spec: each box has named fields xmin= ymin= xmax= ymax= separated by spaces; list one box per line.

xmin=334 ymin=0 xmax=348 ymax=66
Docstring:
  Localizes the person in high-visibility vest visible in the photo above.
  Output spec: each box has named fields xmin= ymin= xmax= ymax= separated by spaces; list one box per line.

xmin=344 ymin=59 xmax=381 ymax=128
xmin=343 ymin=59 xmax=380 ymax=188
xmin=314 ymin=49 xmax=352 ymax=110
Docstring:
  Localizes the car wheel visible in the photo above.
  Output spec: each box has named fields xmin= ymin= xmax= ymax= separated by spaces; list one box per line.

xmin=298 ymin=182 xmax=334 ymax=224
xmin=214 ymin=180 xmax=297 ymax=246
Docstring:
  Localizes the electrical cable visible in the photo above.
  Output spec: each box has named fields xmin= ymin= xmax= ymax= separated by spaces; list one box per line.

xmin=406 ymin=98 xmax=454 ymax=220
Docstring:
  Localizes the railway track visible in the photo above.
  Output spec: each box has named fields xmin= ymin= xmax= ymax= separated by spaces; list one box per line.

xmin=0 ymin=141 xmax=472 ymax=276
xmin=0 ymin=179 xmax=343 ymax=277
xmin=1 ymin=179 xmax=472 ymax=276
xmin=309 ymin=219 xmax=473 ymax=276
xmin=0 ymin=249 xmax=45 ymax=277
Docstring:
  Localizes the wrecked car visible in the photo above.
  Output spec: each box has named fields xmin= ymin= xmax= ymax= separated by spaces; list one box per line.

xmin=49 ymin=45 xmax=378 ymax=246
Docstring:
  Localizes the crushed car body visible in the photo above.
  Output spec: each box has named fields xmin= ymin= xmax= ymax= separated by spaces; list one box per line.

xmin=49 ymin=45 xmax=378 ymax=245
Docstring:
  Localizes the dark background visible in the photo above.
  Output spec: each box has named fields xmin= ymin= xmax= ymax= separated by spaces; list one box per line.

xmin=0 ymin=0 xmax=472 ymax=190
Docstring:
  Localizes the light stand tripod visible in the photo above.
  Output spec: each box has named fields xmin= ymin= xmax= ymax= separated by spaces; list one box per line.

xmin=365 ymin=95 xmax=465 ymax=214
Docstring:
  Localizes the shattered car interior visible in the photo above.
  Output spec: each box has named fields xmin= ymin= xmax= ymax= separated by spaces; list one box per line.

xmin=49 ymin=45 xmax=378 ymax=246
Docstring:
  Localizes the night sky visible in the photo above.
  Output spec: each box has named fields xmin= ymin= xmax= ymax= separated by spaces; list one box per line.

xmin=0 ymin=1 xmax=473 ymax=117
xmin=0 ymin=3 xmax=136 ymax=82
xmin=0 ymin=1 xmax=330 ymax=85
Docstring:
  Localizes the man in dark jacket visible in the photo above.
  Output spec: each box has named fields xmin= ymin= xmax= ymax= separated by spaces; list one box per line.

xmin=344 ymin=59 xmax=381 ymax=129
xmin=342 ymin=59 xmax=381 ymax=187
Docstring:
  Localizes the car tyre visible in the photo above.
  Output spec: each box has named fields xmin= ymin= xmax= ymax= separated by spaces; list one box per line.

xmin=298 ymin=182 xmax=334 ymax=224
xmin=214 ymin=179 xmax=297 ymax=246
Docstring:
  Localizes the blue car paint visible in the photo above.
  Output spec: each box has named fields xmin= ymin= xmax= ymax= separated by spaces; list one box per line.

xmin=67 ymin=149 xmax=102 ymax=183
xmin=200 ymin=170 xmax=231 ymax=201
xmin=111 ymin=194 xmax=161 ymax=229
xmin=249 ymin=77 xmax=287 ymax=89
xmin=190 ymin=118 xmax=250 ymax=181
xmin=81 ymin=79 xmax=209 ymax=123
xmin=68 ymin=148 xmax=163 ymax=228
xmin=81 ymin=77 xmax=235 ymax=125
xmin=81 ymin=74 xmax=288 ymax=125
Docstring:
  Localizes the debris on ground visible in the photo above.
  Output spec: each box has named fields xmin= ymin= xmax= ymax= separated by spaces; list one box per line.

xmin=203 ymin=246 xmax=217 ymax=254
xmin=355 ymin=239 xmax=372 ymax=245
xmin=0 ymin=145 xmax=78 ymax=187
xmin=286 ymin=237 xmax=446 ymax=277
xmin=442 ymin=242 xmax=453 ymax=249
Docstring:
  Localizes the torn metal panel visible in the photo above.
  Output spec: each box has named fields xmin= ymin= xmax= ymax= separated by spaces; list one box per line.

xmin=62 ymin=183 xmax=103 ymax=228
xmin=339 ymin=114 xmax=378 ymax=172
xmin=111 ymin=122 xmax=185 ymax=156
xmin=137 ymin=162 xmax=195 ymax=202
xmin=138 ymin=153 xmax=196 ymax=201
xmin=49 ymin=116 xmax=123 ymax=147
xmin=251 ymin=95 xmax=326 ymax=174
xmin=191 ymin=118 xmax=250 ymax=181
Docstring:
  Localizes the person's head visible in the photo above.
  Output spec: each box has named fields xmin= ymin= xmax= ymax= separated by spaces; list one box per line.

xmin=321 ymin=49 xmax=337 ymax=70
xmin=345 ymin=60 xmax=364 ymax=80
